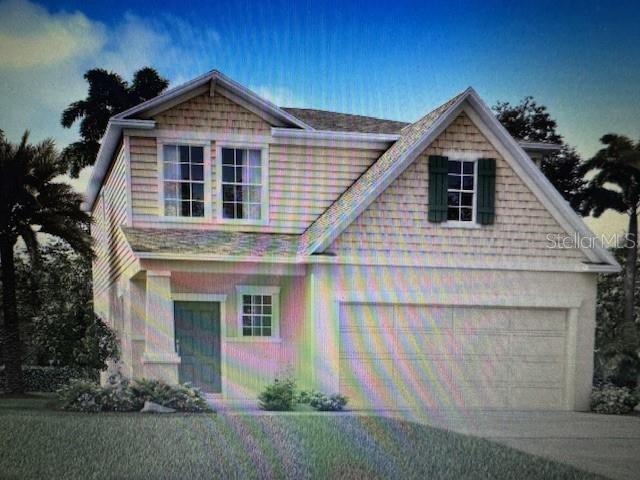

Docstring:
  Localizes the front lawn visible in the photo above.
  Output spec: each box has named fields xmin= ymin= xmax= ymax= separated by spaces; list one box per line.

xmin=0 ymin=396 xmax=602 ymax=479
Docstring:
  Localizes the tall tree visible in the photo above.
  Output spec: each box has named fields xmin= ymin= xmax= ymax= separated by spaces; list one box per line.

xmin=579 ymin=134 xmax=640 ymax=345
xmin=0 ymin=130 xmax=91 ymax=393
xmin=60 ymin=67 xmax=168 ymax=177
xmin=494 ymin=96 xmax=586 ymax=208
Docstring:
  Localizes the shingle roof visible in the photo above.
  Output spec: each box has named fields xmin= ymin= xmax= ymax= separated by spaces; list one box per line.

xmin=122 ymin=227 xmax=301 ymax=257
xmin=299 ymin=90 xmax=468 ymax=254
xmin=281 ymin=108 xmax=409 ymax=134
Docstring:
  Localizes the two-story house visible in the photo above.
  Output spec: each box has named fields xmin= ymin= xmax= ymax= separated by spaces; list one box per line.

xmin=86 ymin=70 xmax=618 ymax=411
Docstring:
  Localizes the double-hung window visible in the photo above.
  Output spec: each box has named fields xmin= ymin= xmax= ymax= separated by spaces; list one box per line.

xmin=236 ymin=286 xmax=280 ymax=339
xmin=163 ymin=144 xmax=205 ymax=217
xmin=220 ymin=147 xmax=264 ymax=221
xmin=447 ymin=159 xmax=476 ymax=222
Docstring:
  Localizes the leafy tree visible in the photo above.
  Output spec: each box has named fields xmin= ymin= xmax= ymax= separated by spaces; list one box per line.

xmin=0 ymin=130 xmax=91 ymax=393
xmin=494 ymin=96 xmax=561 ymax=144
xmin=494 ymin=96 xmax=586 ymax=207
xmin=15 ymin=241 xmax=119 ymax=370
xmin=61 ymin=67 xmax=168 ymax=177
xmin=579 ymin=134 xmax=640 ymax=347
xmin=595 ymin=248 xmax=640 ymax=386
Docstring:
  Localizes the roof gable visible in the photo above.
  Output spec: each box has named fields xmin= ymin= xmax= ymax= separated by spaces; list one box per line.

xmin=300 ymin=88 xmax=618 ymax=268
xmin=114 ymin=70 xmax=312 ymax=130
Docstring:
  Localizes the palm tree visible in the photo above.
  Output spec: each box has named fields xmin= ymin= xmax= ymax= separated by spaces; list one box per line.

xmin=580 ymin=134 xmax=640 ymax=349
xmin=0 ymin=130 xmax=91 ymax=393
xmin=61 ymin=67 xmax=168 ymax=177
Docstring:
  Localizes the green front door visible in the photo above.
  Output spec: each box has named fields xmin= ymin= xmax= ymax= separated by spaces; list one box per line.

xmin=174 ymin=301 xmax=221 ymax=393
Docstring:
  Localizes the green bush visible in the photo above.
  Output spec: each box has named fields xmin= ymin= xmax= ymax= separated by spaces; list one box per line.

xmin=57 ymin=380 xmax=105 ymax=412
xmin=258 ymin=375 xmax=297 ymax=411
xmin=308 ymin=391 xmax=348 ymax=411
xmin=591 ymin=382 xmax=638 ymax=414
xmin=130 ymin=379 xmax=209 ymax=412
xmin=0 ymin=365 xmax=94 ymax=393
xmin=57 ymin=373 xmax=210 ymax=413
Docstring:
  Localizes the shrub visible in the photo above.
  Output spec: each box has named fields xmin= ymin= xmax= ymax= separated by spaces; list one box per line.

xmin=308 ymin=391 xmax=348 ymax=411
xmin=57 ymin=373 xmax=210 ymax=413
xmin=130 ymin=379 xmax=209 ymax=412
xmin=57 ymin=380 xmax=104 ymax=413
xmin=591 ymin=382 xmax=638 ymax=414
xmin=0 ymin=365 xmax=94 ymax=393
xmin=258 ymin=375 xmax=297 ymax=411
xmin=296 ymin=389 xmax=314 ymax=404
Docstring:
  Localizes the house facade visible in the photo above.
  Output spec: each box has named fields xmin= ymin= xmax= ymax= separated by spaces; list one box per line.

xmin=86 ymin=70 xmax=618 ymax=411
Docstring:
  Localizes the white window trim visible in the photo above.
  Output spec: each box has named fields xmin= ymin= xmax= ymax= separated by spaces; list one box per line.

xmin=216 ymin=142 xmax=269 ymax=226
xmin=442 ymin=151 xmax=480 ymax=229
xmin=235 ymin=285 xmax=280 ymax=341
xmin=157 ymin=139 xmax=212 ymax=221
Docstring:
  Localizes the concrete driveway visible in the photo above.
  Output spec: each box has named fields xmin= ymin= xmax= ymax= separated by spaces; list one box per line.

xmin=382 ymin=409 xmax=640 ymax=480
xmin=212 ymin=396 xmax=640 ymax=479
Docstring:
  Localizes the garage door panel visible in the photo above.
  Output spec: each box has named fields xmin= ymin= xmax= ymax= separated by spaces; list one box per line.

xmin=396 ymin=382 xmax=461 ymax=410
xmin=460 ymin=333 xmax=511 ymax=356
xmin=512 ymin=310 xmax=566 ymax=331
xmin=459 ymin=386 xmax=510 ymax=409
xmin=454 ymin=307 xmax=512 ymax=331
xmin=396 ymin=331 xmax=458 ymax=357
xmin=511 ymin=361 xmax=564 ymax=384
xmin=395 ymin=305 xmax=452 ymax=330
xmin=452 ymin=358 xmax=511 ymax=384
xmin=511 ymin=335 xmax=565 ymax=356
xmin=339 ymin=304 xmax=394 ymax=330
xmin=340 ymin=328 xmax=394 ymax=357
xmin=339 ymin=357 xmax=394 ymax=385
xmin=340 ymin=382 xmax=396 ymax=409
xmin=511 ymin=387 xmax=564 ymax=410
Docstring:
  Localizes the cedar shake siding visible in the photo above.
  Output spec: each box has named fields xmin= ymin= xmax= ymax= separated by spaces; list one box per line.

xmin=128 ymin=90 xmax=386 ymax=232
xmin=330 ymin=112 xmax=588 ymax=264
xmin=91 ymin=144 xmax=135 ymax=295
xmin=154 ymin=92 xmax=271 ymax=134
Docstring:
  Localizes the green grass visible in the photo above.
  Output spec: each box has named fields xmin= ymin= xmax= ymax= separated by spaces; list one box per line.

xmin=0 ymin=396 xmax=602 ymax=480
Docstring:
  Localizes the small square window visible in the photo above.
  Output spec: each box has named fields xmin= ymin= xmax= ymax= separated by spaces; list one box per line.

xmin=237 ymin=287 xmax=279 ymax=339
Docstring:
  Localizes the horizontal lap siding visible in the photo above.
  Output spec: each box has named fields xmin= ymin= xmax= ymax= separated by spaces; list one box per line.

xmin=129 ymin=92 xmax=384 ymax=233
xmin=330 ymin=112 xmax=587 ymax=263
xmin=92 ymin=145 xmax=135 ymax=295
xmin=130 ymin=137 xmax=158 ymax=216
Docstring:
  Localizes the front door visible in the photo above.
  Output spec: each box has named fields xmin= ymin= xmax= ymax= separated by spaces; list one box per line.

xmin=174 ymin=301 xmax=221 ymax=393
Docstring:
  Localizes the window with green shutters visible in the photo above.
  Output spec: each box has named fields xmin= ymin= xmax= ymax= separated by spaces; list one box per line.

xmin=428 ymin=155 xmax=496 ymax=225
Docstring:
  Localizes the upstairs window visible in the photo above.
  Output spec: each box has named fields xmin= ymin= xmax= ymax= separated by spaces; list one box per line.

xmin=220 ymin=147 xmax=264 ymax=221
xmin=447 ymin=160 xmax=476 ymax=222
xmin=163 ymin=144 xmax=205 ymax=217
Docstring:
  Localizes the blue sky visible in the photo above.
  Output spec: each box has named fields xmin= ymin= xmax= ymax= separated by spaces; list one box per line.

xmin=1 ymin=0 xmax=639 ymax=230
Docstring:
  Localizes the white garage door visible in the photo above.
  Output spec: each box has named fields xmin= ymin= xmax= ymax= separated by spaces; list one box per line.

xmin=339 ymin=303 xmax=568 ymax=410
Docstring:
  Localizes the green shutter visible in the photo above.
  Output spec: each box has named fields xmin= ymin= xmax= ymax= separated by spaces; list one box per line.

xmin=477 ymin=158 xmax=496 ymax=225
xmin=428 ymin=155 xmax=449 ymax=223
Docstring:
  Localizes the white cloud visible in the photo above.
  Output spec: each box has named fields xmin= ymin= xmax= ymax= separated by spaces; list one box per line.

xmin=0 ymin=0 xmax=221 ymax=192
xmin=251 ymin=85 xmax=304 ymax=107
xmin=0 ymin=0 xmax=106 ymax=69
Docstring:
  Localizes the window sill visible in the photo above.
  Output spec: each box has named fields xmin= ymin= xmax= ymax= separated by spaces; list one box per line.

xmin=224 ymin=337 xmax=282 ymax=343
xmin=440 ymin=221 xmax=482 ymax=229
xmin=217 ymin=219 xmax=269 ymax=227
xmin=157 ymin=216 xmax=212 ymax=223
